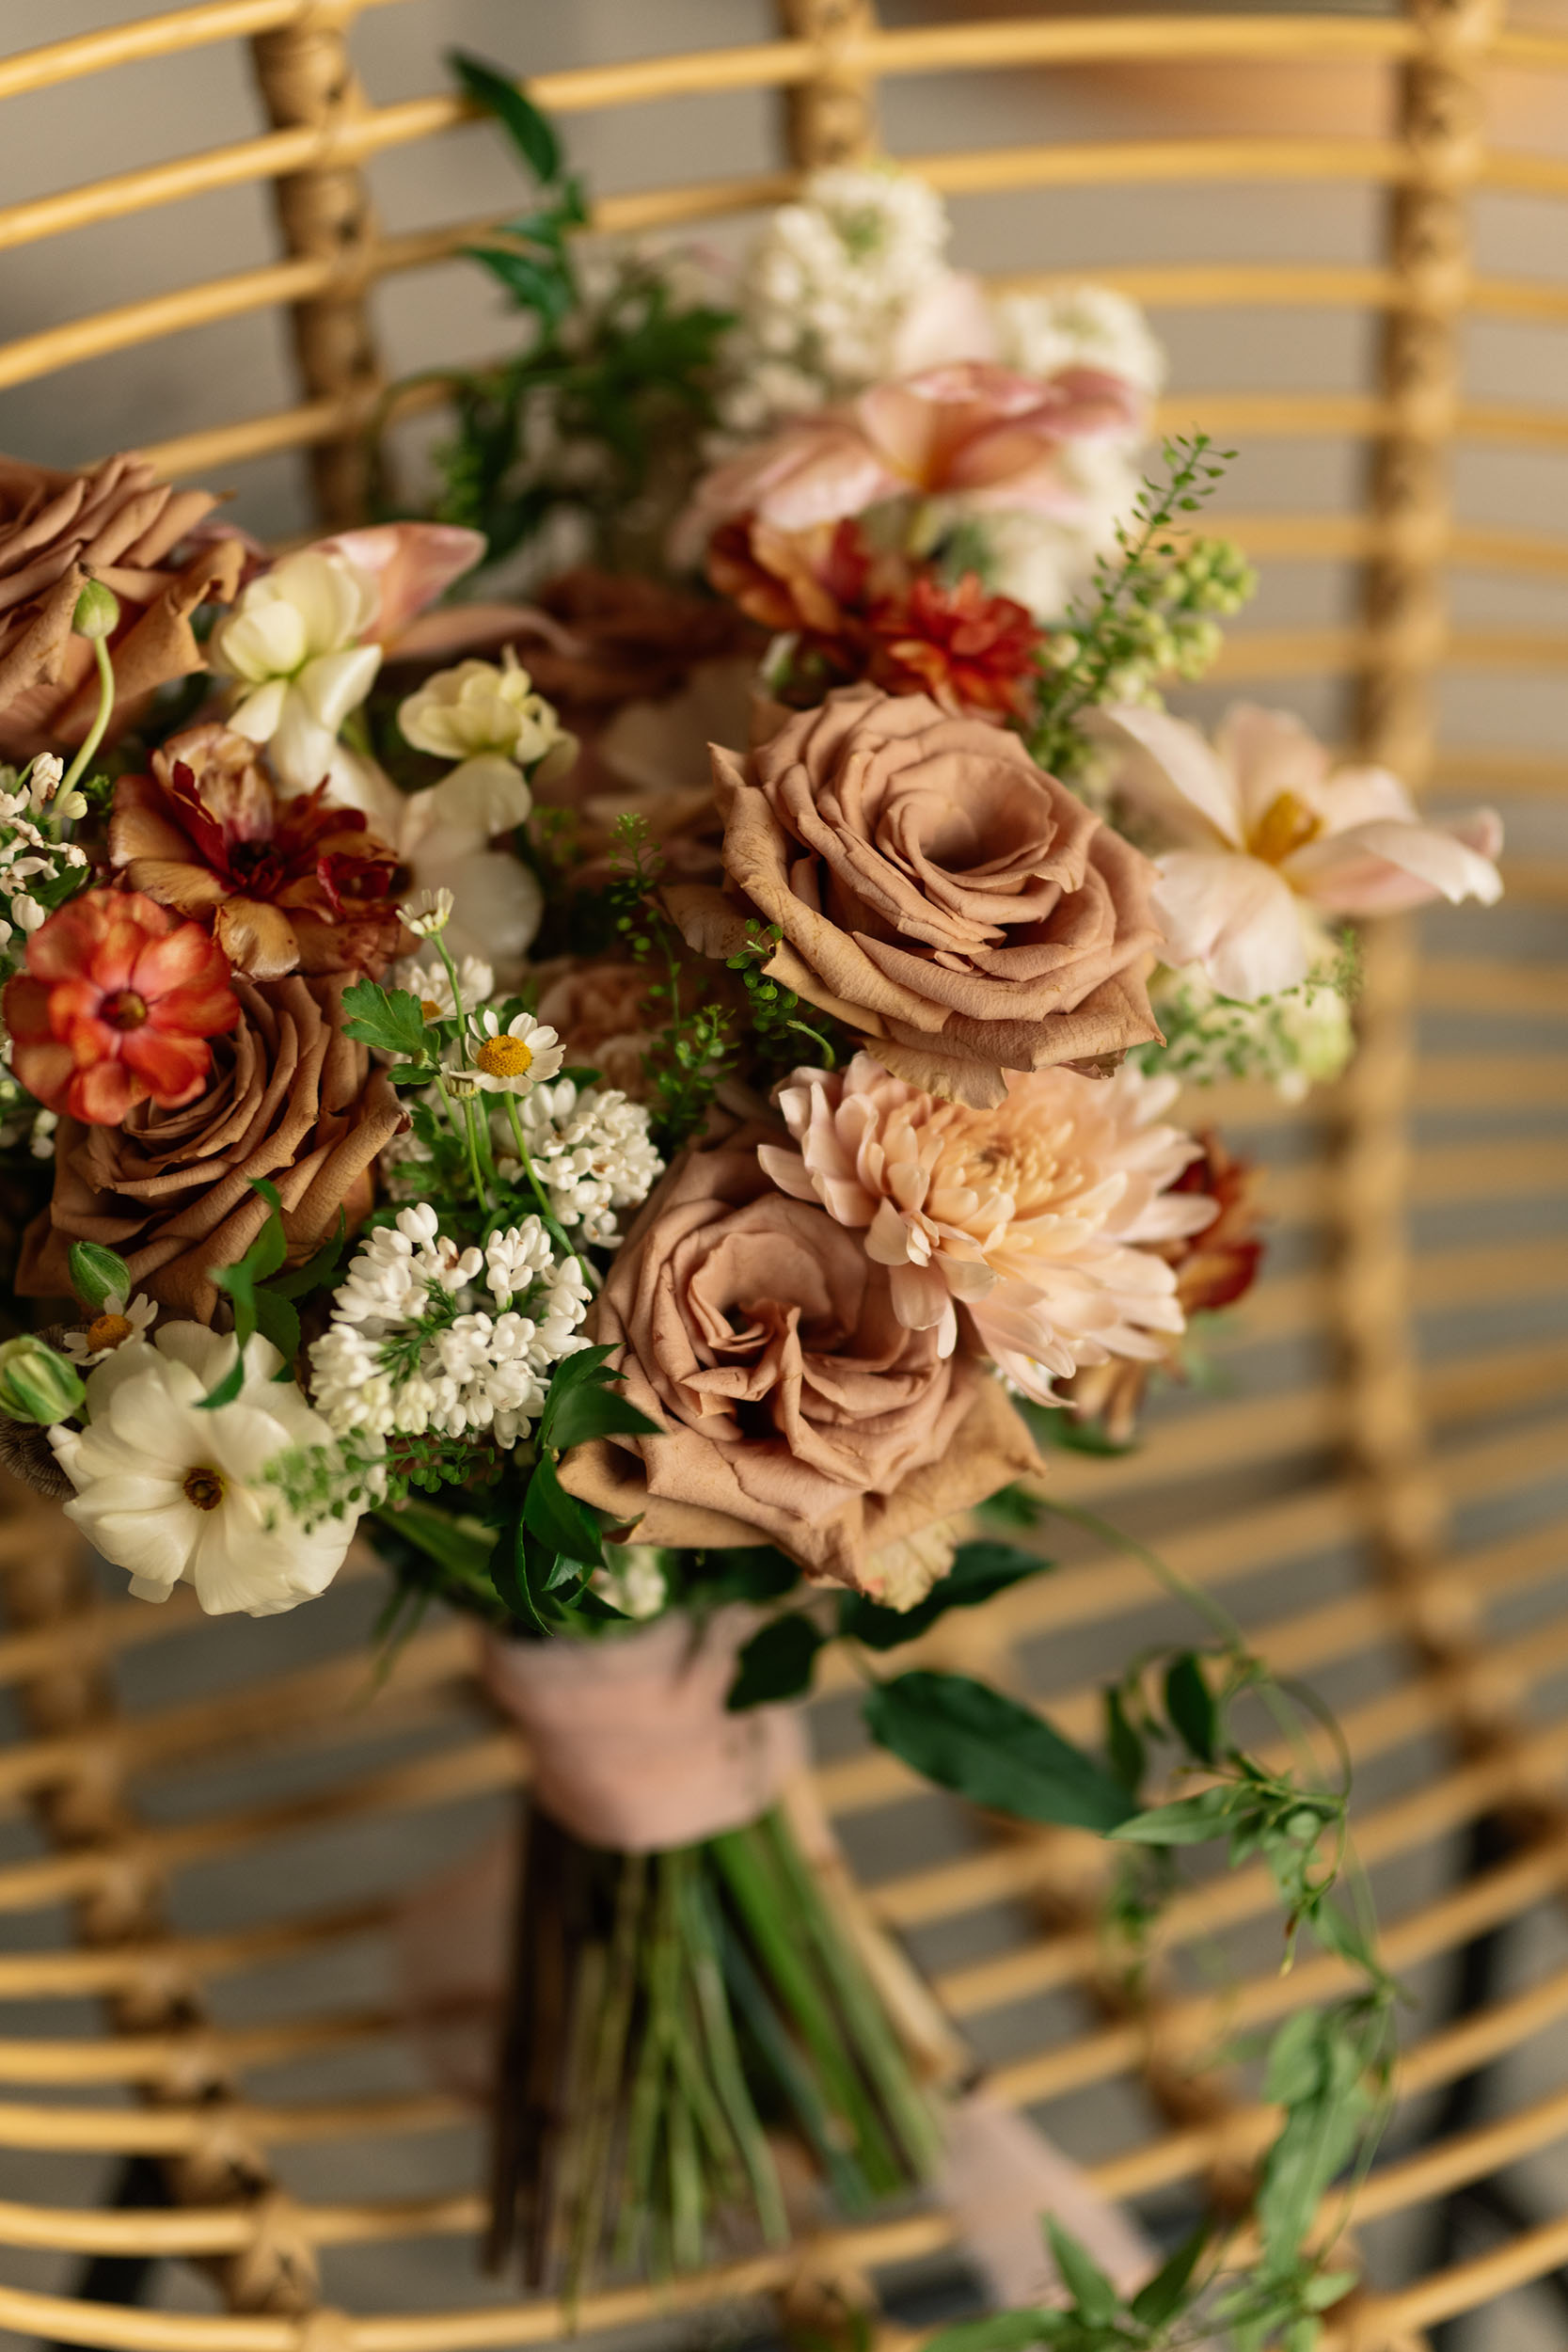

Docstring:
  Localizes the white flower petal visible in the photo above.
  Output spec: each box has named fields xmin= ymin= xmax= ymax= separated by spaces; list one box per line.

xmin=1153 ymin=852 xmax=1310 ymax=1001
xmin=1283 ymin=814 xmax=1504 ymax=914
xmin=1086 ymin=705 xmax=1244 ymax=848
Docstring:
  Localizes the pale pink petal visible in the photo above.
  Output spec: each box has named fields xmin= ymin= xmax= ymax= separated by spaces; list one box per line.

xmin=1085 ymin=706 xmax=1244 ymax=849
xmin=756 ymin=1143 xmax=819 ymax=1202
xmin=311 ymin=523 xmax=486 ymax=644
xmin=1307 ymin=760 xmax=1418 ymax=833
xmin=1283 ymin=814 xmax=1503 ymax=914
xmin=891 ymin=270 xmax=998 ymax=373
xmin=1213 ymin=704 xmax=1329 ymax=834
xmin=865 ymin=1196 xmax=918 ymax=1266
xmin=753 ymin=433 xmax=900 ymax=531
xmin=887 ymin=1258 xmax=953 ymax=1335
xmin=1153 ymin=851 xmax=1311 ymax=999
xmin=390 ymin=600 xmax=580 ymax=662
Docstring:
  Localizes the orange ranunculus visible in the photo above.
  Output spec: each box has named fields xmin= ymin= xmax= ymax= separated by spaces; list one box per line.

xmin=4 ymin=889 xmax=239 ymax=1125
xmin=110 ymin=724 xmax=405 ymax=981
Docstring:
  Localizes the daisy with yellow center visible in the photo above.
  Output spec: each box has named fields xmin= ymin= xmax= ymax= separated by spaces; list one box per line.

xmin=64 ymin=1291 xmax=158 ymax=1368
xmin=464 ymin=1009 xmax=564 ymax=1097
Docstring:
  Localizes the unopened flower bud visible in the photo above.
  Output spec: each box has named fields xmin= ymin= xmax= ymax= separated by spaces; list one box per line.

xmin=71 ymin=580 xmax=121 ymax=642
xmin=69 ymin=1241 xmax=133 ymax=1315
xmin=0 ymin=1335 xmax=87 ymax=1426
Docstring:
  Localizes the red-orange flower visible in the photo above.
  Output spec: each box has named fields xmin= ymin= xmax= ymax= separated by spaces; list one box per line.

xmin=4 ymin=889 xmax=239 ymax=1126
xmin=864 ymin=571 xmax=1041 ymax=721
xmin=109 ymin=724 xmax=405 ymax=980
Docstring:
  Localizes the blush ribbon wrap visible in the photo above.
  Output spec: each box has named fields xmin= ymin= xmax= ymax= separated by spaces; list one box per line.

xmin=396 ymin=1613 xmax=1152 ymax=2309
xmin=480 ymin=1607 xmax=806 ymax=1851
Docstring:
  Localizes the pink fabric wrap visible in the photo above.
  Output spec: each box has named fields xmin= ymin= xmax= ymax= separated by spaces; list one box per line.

xmin=480 ymin=1610 xmax=807 ymax=1852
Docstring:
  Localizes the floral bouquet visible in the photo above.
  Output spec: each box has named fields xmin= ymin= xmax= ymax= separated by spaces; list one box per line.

xmin=0 ymin=71 xmax=1506 ymax=2318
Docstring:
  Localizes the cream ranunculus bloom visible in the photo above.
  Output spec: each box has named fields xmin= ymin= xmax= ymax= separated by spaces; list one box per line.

xmin=48 ymin=1322 xmax=364 ymax=1615
xmin=398 ymin=647 xmax=573 ymax=786
xmin=210 ymin=548 xmax=383 ymax=798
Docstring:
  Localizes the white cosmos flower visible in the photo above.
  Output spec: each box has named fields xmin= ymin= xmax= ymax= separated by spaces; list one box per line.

xmin=1091 ymin=702 xmax=1504 ymax=1002
xmin=464 ymin=1009 xmax=564 ymax=1096
xmin=402 ymin=886 xmax=454 ymax=938
xmin=209 ymin=548 xmax=383 ymax=796
xmin=48 ymin=1324 xmax=358 ymax=1616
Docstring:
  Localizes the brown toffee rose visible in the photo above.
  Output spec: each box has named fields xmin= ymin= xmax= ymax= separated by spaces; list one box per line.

xmin=534 ymin=958 xmax=659 ymax=1098
xmin=558 ymin=1139 xmax=1039 ymax=1593
xmin=667 ymin=686 xmax=1162 ymax=1110
xmin=16 ymin=973 xmax=405 ymax=1324
xmin=0 ymin=453 xmax=244 ymax=759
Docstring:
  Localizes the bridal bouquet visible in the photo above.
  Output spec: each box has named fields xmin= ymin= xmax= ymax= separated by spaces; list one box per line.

xmin=0 ymin=71 xmax=1505 ymax=2314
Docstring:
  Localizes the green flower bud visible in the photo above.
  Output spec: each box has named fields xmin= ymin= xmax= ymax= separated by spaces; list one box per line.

xmin=71 ymin=579 xmax=120 ymax=641
xmin=0 ymin=1335 xmax=87 ymax=1426
xmin=68 ymin=1241 xmax=132 ymax=1315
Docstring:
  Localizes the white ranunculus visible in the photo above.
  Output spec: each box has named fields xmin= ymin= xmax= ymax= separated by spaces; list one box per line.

xmin=395 ymin=758 xmax=544 ymax=971
xmin=49 ymin=1324 xmax=360 ymax=1616
xmin=209 ymin=548 xmax=383 ymax=797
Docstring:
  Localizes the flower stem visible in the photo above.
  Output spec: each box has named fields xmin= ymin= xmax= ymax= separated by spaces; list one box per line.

xmin=60 ymin=637 xmax=114 ymax=798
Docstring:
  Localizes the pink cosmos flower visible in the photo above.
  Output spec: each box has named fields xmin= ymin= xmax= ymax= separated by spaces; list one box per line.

xmin=1091 ymin=703 xmax=1503 ymax=1002
xmin=759 ymin=1052 xmax=1216 ymax=1401
xmin=676 ymin=360 xmax=1142 ymax=561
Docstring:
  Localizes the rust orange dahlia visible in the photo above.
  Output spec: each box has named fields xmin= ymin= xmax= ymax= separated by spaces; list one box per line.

xmin=4 ymin=888 xmax=239 ymax=1125
xmin=110 ymin=724 xmax=405 ymax=981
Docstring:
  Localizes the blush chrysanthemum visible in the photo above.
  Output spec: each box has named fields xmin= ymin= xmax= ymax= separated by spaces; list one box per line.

xmin=759 ymin=1051 xmax=1219 ymax=1402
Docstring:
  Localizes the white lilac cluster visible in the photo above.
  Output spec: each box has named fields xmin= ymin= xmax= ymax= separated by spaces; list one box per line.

xmin=1146 ymin=962 xmax=1355 ymax=1102
xmin=716 ymin=166 xmax=958 ymax=437
xmin=308 ymin=1204 xmax=590 ymax=1449
xmin=990 ymin=284 xmax=1167 ymax=401
xmin=0 ymin=755 xmax=88 ymax=965
xmin=498 ymin=1078 xmax=665 ymax=1247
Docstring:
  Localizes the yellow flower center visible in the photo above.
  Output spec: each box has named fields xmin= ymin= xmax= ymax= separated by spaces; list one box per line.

xmin=182 ymin=1466 xmax=226 ymax=1513
xmin=1247 ymin=789 xmax=1323 ymax=867
xmin=476 ymin=1036 xmax=533 ymax=1079
xmin=86 ymin=1312 xmax=133 ymax=1353
xmin=420 ymin=999 xmax=443 ymax=1023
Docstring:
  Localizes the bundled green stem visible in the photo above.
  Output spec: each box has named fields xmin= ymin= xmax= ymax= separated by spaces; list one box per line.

xmin=489 ymin=1802 xmax=941 ymax=2298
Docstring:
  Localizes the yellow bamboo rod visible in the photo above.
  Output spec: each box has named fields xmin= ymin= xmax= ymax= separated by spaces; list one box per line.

xmin=0 ymin=2 xmax=418 ymax=102
xmin=1430 ymin=748 xmax=1568 ymax=795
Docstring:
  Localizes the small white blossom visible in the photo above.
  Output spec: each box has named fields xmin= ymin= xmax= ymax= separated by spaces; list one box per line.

xmin=309 ymin=1207 xmax=588 ymax=1449
xmin=25 ymin=754 xmax=64 ymax=804
xmin=393 ymin=950 xmax=496 ymax=1021
xmin=402 ymin=886 xmax=454 ymax=937
xmin=593 ymin=1544 xmax=669 ymax=1621
xmin=498 ymin=1080 xmax=664 ymax=1248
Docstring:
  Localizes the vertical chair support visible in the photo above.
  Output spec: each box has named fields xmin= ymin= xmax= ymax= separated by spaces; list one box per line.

xmin=250 ymin=0 xmax=382 ymax=528
xmin=1342 ymin=0 xmax=1511 ymax=1752
xmin=777 ymin=0 xmax=881 ymax=167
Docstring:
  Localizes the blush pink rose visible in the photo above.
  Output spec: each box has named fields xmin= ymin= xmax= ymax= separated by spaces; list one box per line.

xmin=558 ymin=1138 xmax=1039 ymax=1595
xmin=668 ymin=685 xmax=1162 ymax=1109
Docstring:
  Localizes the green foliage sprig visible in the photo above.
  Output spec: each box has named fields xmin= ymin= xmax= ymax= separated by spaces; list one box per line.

xmin=607 ymin=812 xmax=739 ymax=1152
xmin=388 ymin=56 xmax=734 ymax=572
xmin=1030 ymin=434 xmax=1257 ymax=782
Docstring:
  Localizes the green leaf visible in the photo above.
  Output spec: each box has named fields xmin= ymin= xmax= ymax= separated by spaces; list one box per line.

xmin=1109 ymin=1787 xmax=1236 ymax=1846
xmin=922 ymin=2318 xmax=1056 ymax=2352
xmin=546 ymin=1359 xmax=662 ymax=1451
xmin=1130 ymin=2222 xmax=1209 ymax=2326
xmin=839 ymin=1539 xmax=1051 ymax=1651
xmin=251 ymin=1285 xmax=301 ymax=1367
xmin=467 ymin=244 xmax=575 ymax=327
xmin=380 ymin=1500 xmax=498 ymax=1587
xmin=1262 ymin=2009 xmax=1327 ymax=2107
xmin=522 ymin=1454 xmax=604 ymax=1568
xmin=449 ymin=48 xmax=561 ymax=182
xmin=1045 ymin=2218 xmax=1119 ymax=2323
xmin=1164 ymin=1651 xmax=1218 ymax=1764
xmin=727 ymin=1615 xmax=825 ymax=1711
xmin=492 ymin=1512 xmax=551 ymax=1633
xmin=535 ymin=1343 xmax=616 ymax=1450
xmin=341 ymin=978 xmax=431 ymax=1060
xmin=1104 ymin=1685 xmax=1146 ymax=1795
xmin=863 ymin=1672 xmax=1135 ymax=1835
xmin=268 ymin=1213 xmax=347 ymax=1300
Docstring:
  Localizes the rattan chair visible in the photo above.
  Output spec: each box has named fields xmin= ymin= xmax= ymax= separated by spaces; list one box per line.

xmin=0 ymin=3 xmax=1564 ymax=2345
